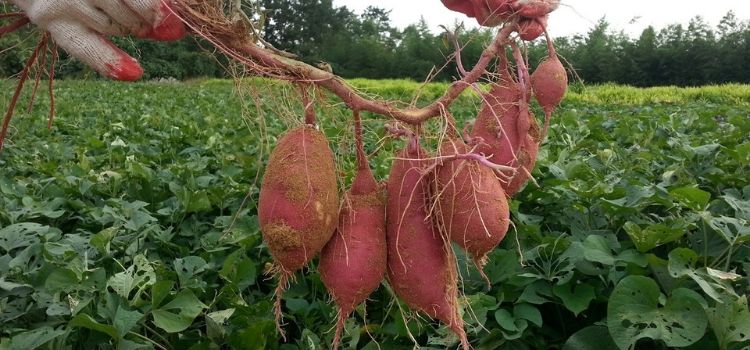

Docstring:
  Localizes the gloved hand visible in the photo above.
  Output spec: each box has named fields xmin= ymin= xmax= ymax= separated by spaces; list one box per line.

xmin=12 ymin=0 xmax=187 ymax=81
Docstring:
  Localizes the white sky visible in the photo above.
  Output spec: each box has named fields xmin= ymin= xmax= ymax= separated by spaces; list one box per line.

xmin=333 ymin=0 xmax=750 ymax=37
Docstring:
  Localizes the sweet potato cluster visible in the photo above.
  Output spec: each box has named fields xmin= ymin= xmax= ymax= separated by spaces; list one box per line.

xmin=259 ymin=25 xmax=567 ymax=350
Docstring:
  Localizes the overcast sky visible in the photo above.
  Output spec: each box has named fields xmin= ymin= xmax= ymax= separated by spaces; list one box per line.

xmin=332 ymin=0 xmax=750 ymax=37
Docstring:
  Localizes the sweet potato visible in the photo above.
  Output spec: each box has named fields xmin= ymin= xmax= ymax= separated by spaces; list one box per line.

xmin=531 ymin=36 xmax=568 ymax=116
xmin=258 ymin=125 xmax=339 ymax=335
xmin=514 ymin=0 xmax=560 ymax=17
xmin=471 ymin=56 xmax=523 ymax=168
xmin=504 ymin=122 xmax=540 ymax=196
xmin=435 ymin=138 xmax=510 ymax=275
xmin=518 ymin=16 xmax=548 ymax=41
xmin=319 ymin=115 xmax=386 ymax=350
xmin=442 ymin=0 xmax=515 ymax=27
xmin=471 ymin=52 xmax=541 ymax=196
xmin=386 ymin=140 xmax=468 ymax=349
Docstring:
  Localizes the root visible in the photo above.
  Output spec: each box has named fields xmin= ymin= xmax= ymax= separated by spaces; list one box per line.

xmin=1 ymin=31 xmax=47 ymax=152
xmin=0 ymin=16 xmax=29 ymax=37
xmin=172 ymin=0 xmax=518 ymax=125
xmin=272 ymin=268 xmax=292 ymax=341
xmin=473 ymin=255 xmax=491 ymax=290
xmin=331 ymin=307 xmax=347 ymax=350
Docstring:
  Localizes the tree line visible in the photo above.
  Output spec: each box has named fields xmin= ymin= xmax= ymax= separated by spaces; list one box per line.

xmin=1 ymin=1 xmax=749 ymax=86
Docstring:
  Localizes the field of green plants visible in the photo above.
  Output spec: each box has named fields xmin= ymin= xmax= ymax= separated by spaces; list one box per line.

xmin=1 ymin=79 xmax=749 ymax=350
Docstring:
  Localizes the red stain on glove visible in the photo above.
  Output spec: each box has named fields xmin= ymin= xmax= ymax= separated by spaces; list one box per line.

xmin=144 ymin=2 xmax=186 ymax=41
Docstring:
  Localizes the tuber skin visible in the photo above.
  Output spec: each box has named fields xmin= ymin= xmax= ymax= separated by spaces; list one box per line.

xmin=258 ymin=125 xmax=340 ymax=337
xmin=518 ymin=16 xmax=548 ymax=41
xmin=386 ymin=138 xmax=469 ymax=350
xmin=513 ymin=0 xmax=560 ymax=18
xmin=319 ymin=113 xmax=387 ymax=350
xmin=471 ymin=50 xmax=541 ymax=196
xmin=531 ymin=32 xmax=568 ymax=119
xmin=435 ymin=136 xmax=511 ymax=278
xmin=471 ymin=55 xmax=524 ymax=168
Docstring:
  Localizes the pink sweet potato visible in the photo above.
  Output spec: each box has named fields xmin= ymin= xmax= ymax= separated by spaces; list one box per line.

xmin=471 ymin=56 xmax=523 ymax=168
xmin=258 ymin=125 xmax=340 ymax=334
xmin=472 ymin=53 xmax=541 ymax=196
xmin=531 ymin=35 xmax=568 ymax=116
xmin=513 ymin=0 xmax=560 ymax=18
xmin=386 ymin=140 xmax=468 ymax=349
xmin=518 ymin=16 xmax=548 ymax=41
xmin=319 ymin=115 xmax=386 ymax=350
xmin=504 ymin=128 xmax=540 ymax=196
xmin=435 ymin=138 xmax=510 ymax=274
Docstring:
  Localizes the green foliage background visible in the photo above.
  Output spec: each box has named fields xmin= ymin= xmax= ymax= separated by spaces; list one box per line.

xmin=0 ymin=79 xmax=748 ymax=349
xmin=3 ymin=1 xmax=750 ymax=86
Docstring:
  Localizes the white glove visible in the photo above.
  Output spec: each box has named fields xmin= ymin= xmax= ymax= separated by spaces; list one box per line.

xmin=12 ymin=0 xmax=186 ymax=81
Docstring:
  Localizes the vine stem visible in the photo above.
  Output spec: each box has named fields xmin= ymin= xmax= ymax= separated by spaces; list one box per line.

xmin=0 ymin=16 xmax=29 ymax=37
xmin=171 ymin=0 xmax=517 ymax=125
xmin=353 ymin=110 xmax=368 ymax=170
xmin=0 ymin=32 xmax=45 ymax=151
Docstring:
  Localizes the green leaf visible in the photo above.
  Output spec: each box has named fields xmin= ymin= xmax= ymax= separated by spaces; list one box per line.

xmin=670 ymin=186 xmax=711 ymax=210
xmin=227 ymin=320 xmax=276 ymax=350
xmin=463 ymin=293 xmax=497 ymax=327
xmin=0 ymin=223 xmax=47 ymax=252
xmin=113 ymin=306 xmax=143 ymax=338
xmin=185 ymin=191 xmax=212 ymax=213
xmin=70 ymin=314 xmax=118 ymax=339
xmin=107 ymin=255 xmax=156 ymax=301
xmin=494 ymin=309 xmax=517 ymax=332
xmin=7 ymin=327 xmax=66 ymax=350
xmin=553 ymin=282 xmax=595 ymax=316
xmin=706 ymin=215 xmax=750 ymax=244
xmin=582 ymin=235 xmax=616 ymax=265
xmin=117 ymin=339 xmax=151 ymax=350
xmin=174 ymin=256 xmax=208 ymax=289
xmin=563 ymin=326 xmax=618 ymax=350
xmin=206 ymin=308 xmax=235 ymax=340
xmin=624 ymin=222 xmax=686 ymax=253
xmin=668 ymin=248 xmax=735 ymax=302
xmin=152 ymin=290 xmax=207 ymax=333
xmin=90 ymin=227 xmax=118 ymax=255
xmin=45 ymin=268 xmax=80 ymax=292
xmin=284 ymin=298 xmax=309 ymax=315
xmin=513 ymin=304 xmax=542 ymax=327
xmin=151 ymin=280 xmax=174 ymax=309
xmin=707 ymin=295 xmax=750 ymax=349
xmin=722 ymin=189 xmax=750 ymax=220
xmin=297 ymin=329 xmax=323 ymax=350
xmin=607 ymin=276 xmax=708 ymax=349
xmin=220 ymin=251 xmax=257 ymax=291
xmin=517 ymin=280 xmax=552 ymax=305
xmin=43 ymin=242 xmax=76 ymax=261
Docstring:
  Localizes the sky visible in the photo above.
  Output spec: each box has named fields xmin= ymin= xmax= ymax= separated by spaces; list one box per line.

xmin=332 ymin=0 xmax=750 ymax=37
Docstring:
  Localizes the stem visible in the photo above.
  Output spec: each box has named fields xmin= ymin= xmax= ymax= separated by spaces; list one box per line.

xmin=447 ymin=29 xmax=469 ymax=77
xmin=0 ymin=12 xmax=25 ymax=20
xmin=0 ymin=16 xmax=29 ymax=38
xmin=27 ymin=34 xmax=48 ymax=113
xmin=353 ymin=110 xmax=368 ymax=170
xmin=172 ymin=1 xmax=517 ymax=125
xmin=1 ymin=31 xmax=44 ymax=152
xmin=544 ymin=29 xmax=557 ymax=57
xmin=47 ymin=44 xmax=58 ymax=129
xmin=420 ymin=152 xmax=516 ymax=173
xmin=298 ymin=84 xmax=316 ymax=125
